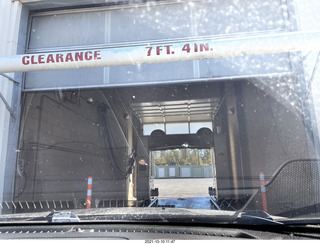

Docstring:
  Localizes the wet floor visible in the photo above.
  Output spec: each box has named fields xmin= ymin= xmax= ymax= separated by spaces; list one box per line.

xmin=157 ymin=197 xmax=214 ymax=210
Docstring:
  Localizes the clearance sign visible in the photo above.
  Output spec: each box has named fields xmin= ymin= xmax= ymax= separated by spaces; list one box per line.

xmin=0 ymin=31 xmax=319 ymax=74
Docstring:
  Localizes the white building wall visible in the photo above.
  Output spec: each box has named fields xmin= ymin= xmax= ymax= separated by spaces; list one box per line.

xmin=294 ymin=0 xmax=320 ymax=80
xmin=0 ymin=0 xmax=22 ymax=204
xmin=294 ymin=0 xmax=320 ymax=156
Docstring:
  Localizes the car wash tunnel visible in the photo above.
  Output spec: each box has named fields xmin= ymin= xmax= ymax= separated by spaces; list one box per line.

xmin=1 ymin=0 xmax=320 ymax=217
xmin=15 ymin=81 xmax=221 ymax=211
xmin=9 ymin=76 xmax=317 ymax=215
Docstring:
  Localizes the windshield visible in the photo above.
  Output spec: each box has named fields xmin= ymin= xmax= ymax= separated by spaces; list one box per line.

xmin=1 ymin=0 xmax=320 ymax=228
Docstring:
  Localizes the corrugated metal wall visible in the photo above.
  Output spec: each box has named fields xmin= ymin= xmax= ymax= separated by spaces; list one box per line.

xmin=0 ymin=0 xmax=22 ymax=204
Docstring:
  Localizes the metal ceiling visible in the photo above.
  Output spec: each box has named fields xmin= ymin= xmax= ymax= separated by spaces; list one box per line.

xmin=131 ymin=97 xmax=220 ymax=125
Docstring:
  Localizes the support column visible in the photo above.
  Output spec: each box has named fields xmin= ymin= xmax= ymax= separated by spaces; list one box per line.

xmin=126 ymin=112 xmax=137 ymax=205
xmin=225 ymin=82 xmax=243 ymax=199
xmin=0 ymin=0 xmax=23 ymax=213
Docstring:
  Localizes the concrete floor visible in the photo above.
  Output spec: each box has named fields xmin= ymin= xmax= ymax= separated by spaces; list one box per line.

xmin=154 ymin=178 xmax=215 ymax=199
xmin=153 ymin=178 xmax=216 ymax=210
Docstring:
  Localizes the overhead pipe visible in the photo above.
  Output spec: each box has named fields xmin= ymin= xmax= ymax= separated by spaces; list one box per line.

xmin=0 ymin=31 xmax=320 ymax=74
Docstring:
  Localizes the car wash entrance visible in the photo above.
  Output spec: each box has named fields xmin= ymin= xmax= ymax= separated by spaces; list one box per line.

xmin=15 ymin=81 xmax=221 ymax=210
xmin=3 ymin=0 xmax=320 ymax=214
xmin=16 ymin=72 xmax=317 ymax=212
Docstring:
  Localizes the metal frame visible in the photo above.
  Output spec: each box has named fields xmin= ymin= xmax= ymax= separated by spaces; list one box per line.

xmin=21 ymin=72 xmax=295 ymax=92
xmin=147 ymin=197 xmax=159 ymax=207
xmin=0 ymin=92 xmax=15 ymax=120
xmin=0 ymin=74 xmax=20 ymax=85
xmin=0 ymin=74 xmax=20 ymax=119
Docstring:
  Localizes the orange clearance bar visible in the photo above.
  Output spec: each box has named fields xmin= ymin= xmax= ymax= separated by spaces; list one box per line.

xmin=0 ymin=31 xmax=320 ymax=74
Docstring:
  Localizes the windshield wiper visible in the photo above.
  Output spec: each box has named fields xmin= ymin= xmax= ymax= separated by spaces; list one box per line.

xmin=65 ymin=208 xmax=283 ymax=226
xmin=0 ymin=211 xmax=81 ymax=224
xmin=235 ymin=210 xmax=284 ymax=225
xmin=0 ymin=208 xmax=312 ymax=227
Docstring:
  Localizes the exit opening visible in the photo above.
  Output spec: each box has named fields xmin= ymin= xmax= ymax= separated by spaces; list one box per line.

xmin=151 ymin=147 xmax=216 ymax=199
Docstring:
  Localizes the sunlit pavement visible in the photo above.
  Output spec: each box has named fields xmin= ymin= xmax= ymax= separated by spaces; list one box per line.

xmin=154 ymin=178 xmax=215 ymax=198
xmin=153 ymin=178 xmax=216 ymax=210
